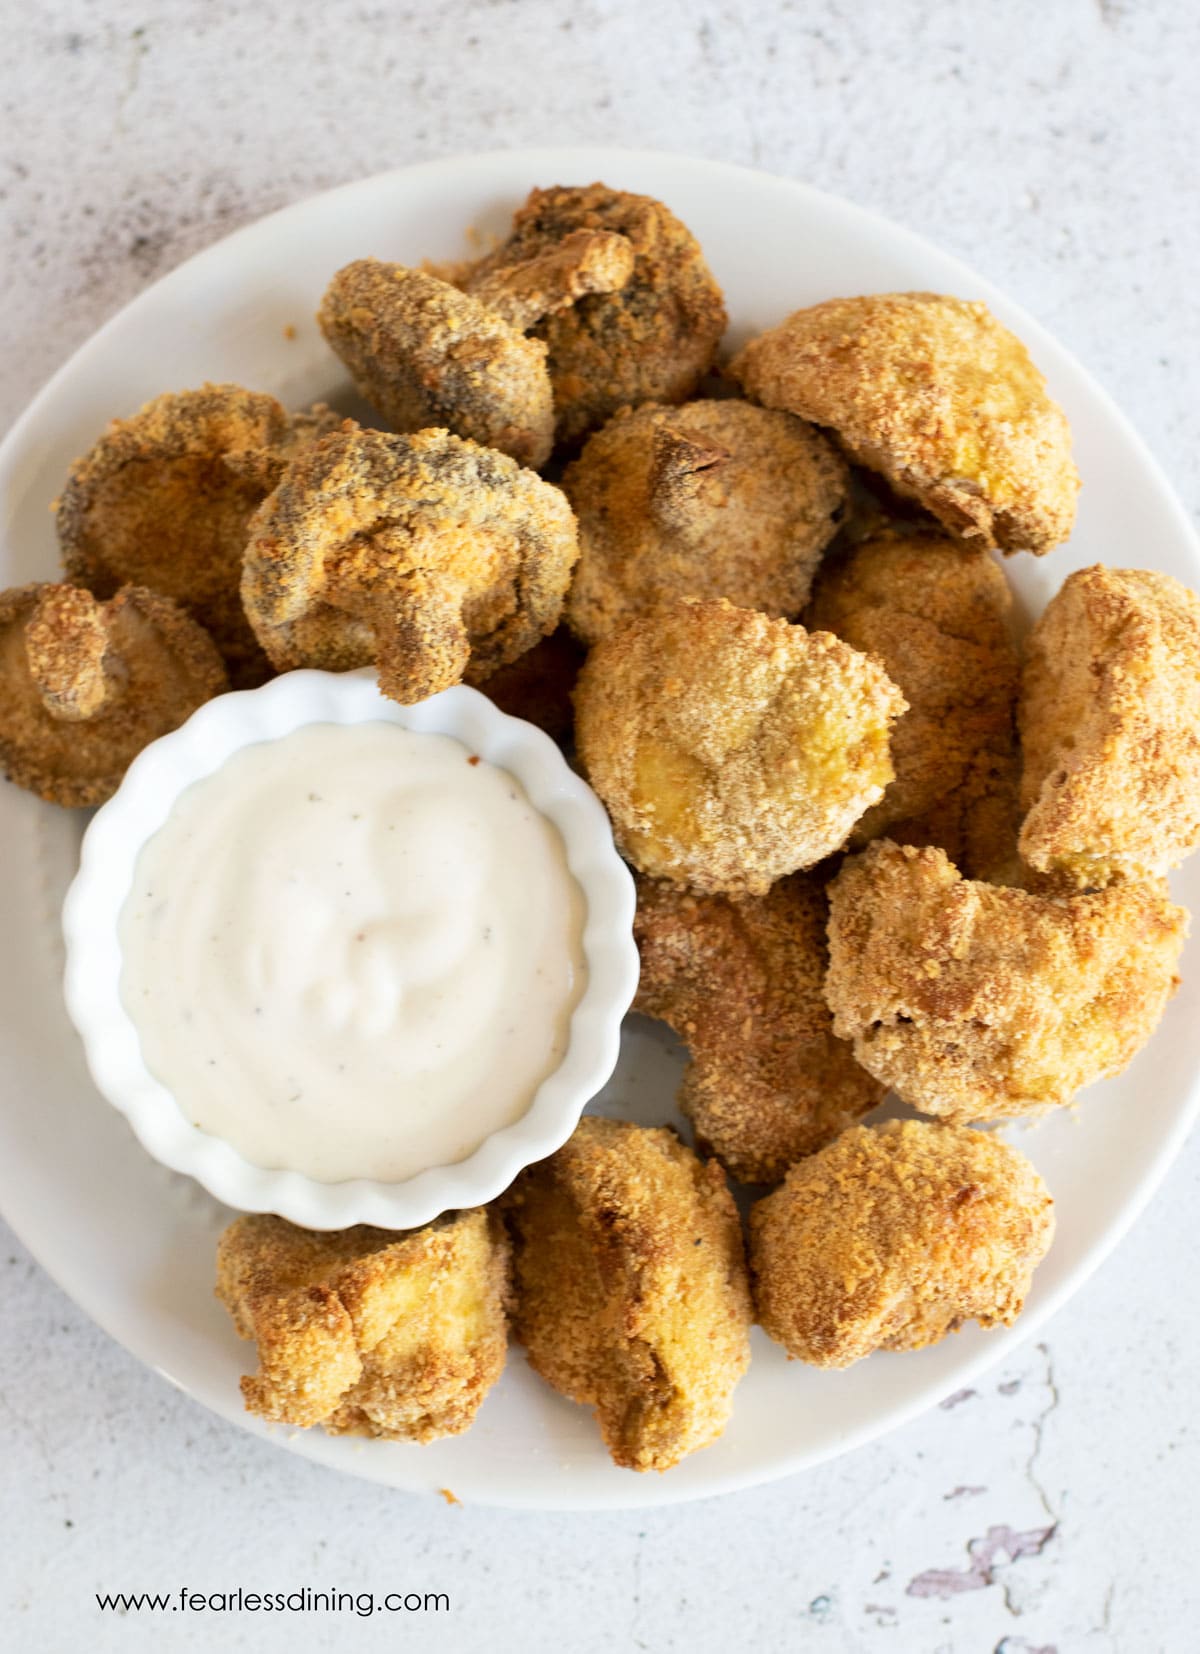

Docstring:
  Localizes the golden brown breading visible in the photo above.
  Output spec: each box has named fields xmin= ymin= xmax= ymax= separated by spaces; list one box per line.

xmin=808 ymin=528 xmax=1021 ymax=880
xmin=749 ymin=1118 xmax=1055 ymax=1368
xmin=56 ymin=385 xmax=323 ymax=687
xmin=475 ymin=625 xmax=584 ymax=743
xmin=574 ymin=599 xmax=906 ymax=895
xmin=221 ymin=401 xmax=347 ymax=493
xmin=1018 ymin=565 xmax=1200 ymax=887
xmin=562 ymin=400 xmax=849 ymax=645
xmin=317 ymin=261 xmax=555 ymax=469
xmin=633 ymin=873 xmax=884 ymax=1183
xmin=215 ymin=1208 xmax=510 ymax=1443
xmin=731 ymin=294 xmax=1079 ymax=556
xmin=463 ymin=183 xmax=727 ymax=447
xmin=0 ymin=582 xmax=227 ymax=806
xmin=504 ymin=1116 xmax=752 ymax=1472
xmin=241 ymin=426 xmax=579 ymax=704
xmin=825 ymin=840 xmax=1187 ymax=1122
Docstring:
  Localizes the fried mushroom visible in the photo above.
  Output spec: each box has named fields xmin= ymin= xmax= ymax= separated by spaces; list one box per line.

xmin=216 ymin=1208 xmax=510 ymax=1442
xmin=504 ymin=1116 xmax=752 ymax=1472
xmin=750 ymin=1119 xmax=1055 ymax=1368
xmin=317 ymin=260 xmax=556 ymax=469
xmin=241 ymin=426 xmax=580 ymax=704
xmin=1019 ymin=565 xmax=1200 ymax=887
xmin=56 ymin=385 xmax=322 ymax=687
xmin=463 ymin=183 xmax=727 ymax=447
xmin=0 ymin=582 xmax=227 ymax=806
xmin=731 ymin=293 xmax=1079 ymax=556
xmin=562 ymin=400 xmax=849 ymax=645
xmin=633 ymin=873 xmax=884 ymax=1183
xmin=808 ymin=528 xmax=1021 ymax=880
xmin=574 ymin=599 xmax=906 ymax=895
xmin=825 ymin=840 xmax=1187 ymax=1122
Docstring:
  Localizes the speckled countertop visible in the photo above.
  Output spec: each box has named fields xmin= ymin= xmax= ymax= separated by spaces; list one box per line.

xmin=3 ymin=3 xmax=1199 ymax=1650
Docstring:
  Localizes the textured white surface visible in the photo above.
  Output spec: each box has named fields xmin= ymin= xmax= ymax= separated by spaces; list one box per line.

xmin=1 ymin=1 xmax=1198 ymax=1649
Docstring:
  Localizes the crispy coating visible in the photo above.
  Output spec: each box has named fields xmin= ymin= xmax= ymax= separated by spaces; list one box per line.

xmin=731 ymin=294 xmax=1079 ymax=556
xmin=241 ymin=427 xmax=580 ymax=704
xmin=633 ymin=873 xmax=884 ymax=1183
xmin=574 ymin=599 xmax=907 ymax=895
xmin=475 ymin=625 xmax=584 ymax=742
xmin=749 ymin=1119 xmax=1055 ymax=1368
xmin=0 ymin=582 xmax=227 ymax=806
xmin=562 ymin=400 xmax=849 ymax=645
xmin=504 ymin=1116 xmax=752 ymax=1472
xmin=317 ymin=261 xmax=555 ymax=469
xmin=56 ymin=385 xmax=325 ymax=687
xmin=825 ymin=840 xmax=1187 ymax=1123
xmin=1019 ymin=565 xmax=1200 ymax=887
xmin=215 ymin=1208 xmax=510 ymax=1443
xmin=808 ymin=529 xmax=1021 ymax=880
xmin=464 ymin=183 xmax=727 ymax=447
xmin=221 ymin=400 xmax=347 ymax=493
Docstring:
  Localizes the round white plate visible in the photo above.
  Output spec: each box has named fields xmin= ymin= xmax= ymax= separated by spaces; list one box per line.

xmin=1 ymin=147 xmax=1197 ymax=1512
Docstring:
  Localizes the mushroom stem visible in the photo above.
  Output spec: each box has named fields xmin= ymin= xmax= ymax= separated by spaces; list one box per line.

xmin=25 ymin=585 xmax=117 ymax=721
xmin=648 ymin=423 xmax=730 ymax=533
xmin=373 ymin=574 xmax=472 ymax=705
xmin=473 ymin=230 xmax=635 ymax=332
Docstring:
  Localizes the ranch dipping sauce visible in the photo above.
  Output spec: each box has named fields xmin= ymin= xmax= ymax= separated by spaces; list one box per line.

xmin=118 ymin=721 xmax=587 ymax=1183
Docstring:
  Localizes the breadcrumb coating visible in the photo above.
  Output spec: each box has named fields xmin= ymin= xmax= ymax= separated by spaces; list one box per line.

xmin=749 ymin=1119 xmax=1055 ymax=1368
xmin=808 ymin=528 xmax=1021 ymax=880
xmin=216 ymin=1209 xmax=510 ymax=1443
xmin=563 ymin=400 xmax=849 ymax=645
xmin=504 ymin=1116 xmax=752 ymax=1472
xmin=574 ymin=598 xmax=907 ymax=895
xmin=56 ymin=384 xmax=324 ymax=687
xmin=0 ymin=582 xmax=227 ymax=806
xmin=241 ymin=426 xmax=579 ymax=703
xmin=317 ymin=261 xmax=555 ymax=469
xmin=825 ymin=840 xmax=1187 ymax=1122
xmin=731 ymin=294 xmax=1079 ymax=556
xmin=464 ymin=183 xmax=727 ymax=447
xmin=1019 ymin=565 xmax=1200 ymax=887
xmin=633 ymin=873 xmax=884 ymax=1183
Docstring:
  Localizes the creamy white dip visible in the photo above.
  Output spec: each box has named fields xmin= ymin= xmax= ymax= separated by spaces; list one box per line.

xmin=119 ymin=721 xmax=587 ymax=1183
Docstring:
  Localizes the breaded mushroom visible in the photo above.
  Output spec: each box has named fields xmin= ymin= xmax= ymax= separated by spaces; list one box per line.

xmin=574 ymin=599 xmax=907 ymax=895
xmin=562 ymin=400 xmax=849 ymax=645
xmin=463 ymin=183 xmax=727 ymax=447
xmin=56 ymin=385 xmax=327 ymax=687
xmin=242 ymin=426 xmax=579 ymax=703
xmin=808 ymin=528 xmax=1021 ymax=880
xmin=504 ymin=1116 xmax=752 ymax=1472
xmin=0 ymin=582 xmax=227 ymax=806
xmin=633 ymin=873 xmax=884 ymax=1183
xmin=750 ymin=1119 xmax=1055 ymax=1368
xmin=318 ymin=261 xmax=556 ymax=469
xmin=1019 ymin=565 xmax=1200 ymax=887
xmin=731 ymin=294 xmax=1079 ymax=556
xmin=476 ymin=625 xmax=584 ymax=743
xmin=825 ymin=840 xmax=1187 ymax=1123
xmin=216 ymin=1208 xmax=510 ymax=1443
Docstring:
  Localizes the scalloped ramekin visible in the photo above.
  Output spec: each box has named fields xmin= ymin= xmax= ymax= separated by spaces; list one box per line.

xmin=62 ymin=667 xmax=638 ymax=1230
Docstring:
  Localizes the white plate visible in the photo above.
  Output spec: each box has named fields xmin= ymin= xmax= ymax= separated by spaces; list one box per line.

xmin=1 ymin=147 xmax=1197 ymax=1512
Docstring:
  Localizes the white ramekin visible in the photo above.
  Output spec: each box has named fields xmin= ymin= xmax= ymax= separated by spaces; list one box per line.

xmin=62 ymin=667 xmax=638 ymax=1230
